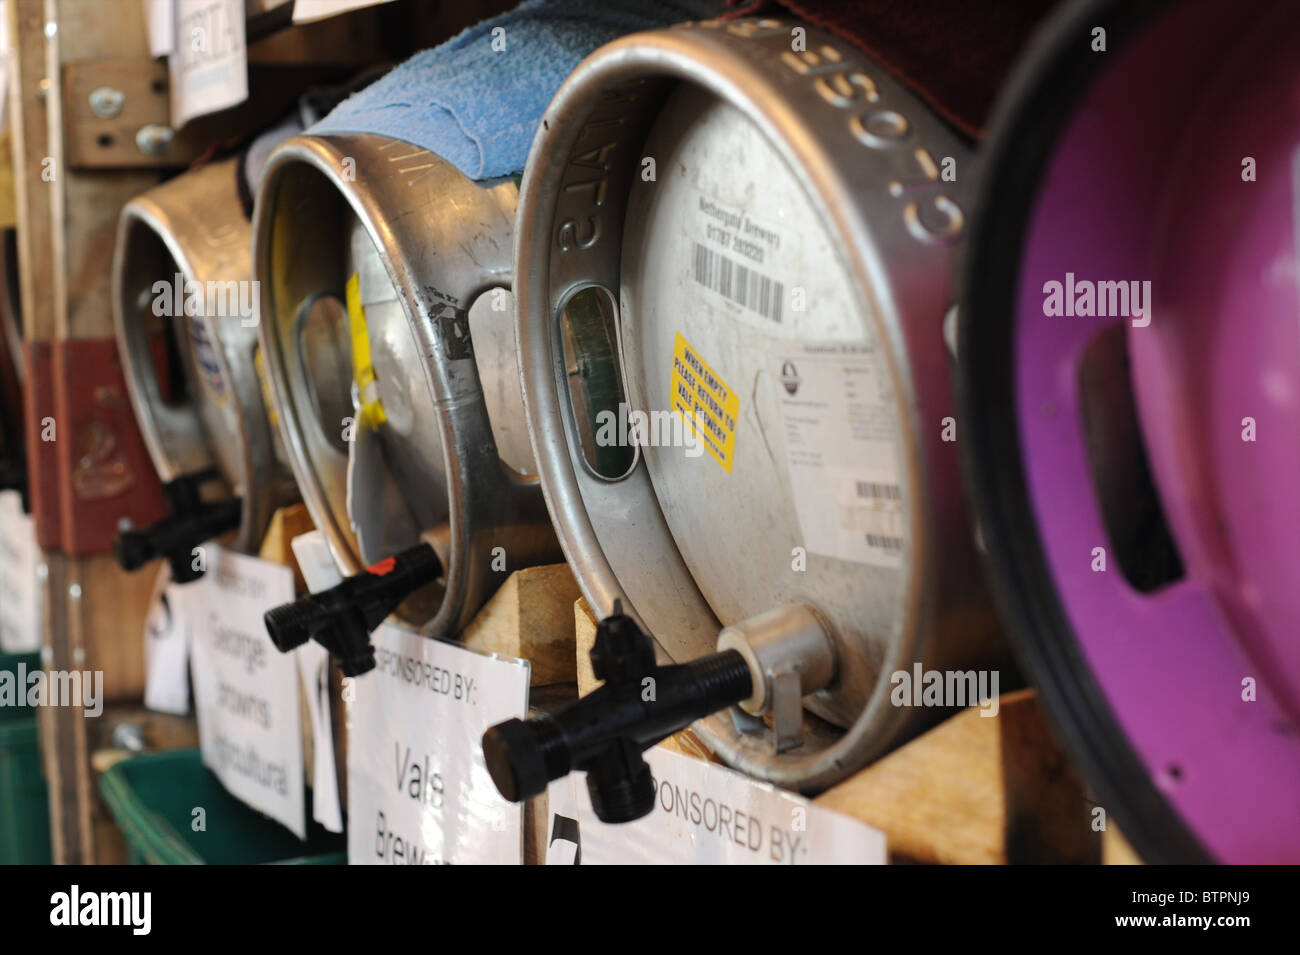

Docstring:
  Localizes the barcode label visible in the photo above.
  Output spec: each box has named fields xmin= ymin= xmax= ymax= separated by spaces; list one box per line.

xmin=855 ymin=498 xmax=904 ymax=556
xmin=856 ymin=481 xmax=901 ymax=502
xmin=865 ymin=533 xmax=903 ymax=553
xmin=692 ymin=242 xmax=784 ymax=323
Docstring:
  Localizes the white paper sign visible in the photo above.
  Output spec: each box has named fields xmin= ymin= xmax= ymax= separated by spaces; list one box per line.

xmin=545 ymin=745 xmax=888 ymax=865
xmin=169 ymin=0 xmax=247 ymax=127
xmin=143 ymin=565 xmax=191 ymax=715
xmin=292 ymin=0 xmax=397 ymax=24
xmin=143 ymin=0 xmax=174 ymax=57
xmin=348 ymin=622 xmax=530 ymax=865
xmin=289 ymin=530 xmax=345 ymax=834
xmin=0 ymin=490 xmax=42 ymax=653
xmin=186 ymin=545 xmax=305 ymax=837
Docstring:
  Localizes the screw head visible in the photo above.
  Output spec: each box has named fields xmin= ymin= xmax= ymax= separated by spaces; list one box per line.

xmin=89 ymin=86 xmax=125 ymax=119
xmin=136 ymin=123 xmax=175 ymax=156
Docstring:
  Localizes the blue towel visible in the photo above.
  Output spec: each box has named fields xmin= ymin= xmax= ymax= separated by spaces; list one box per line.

xmin=308 ymin=0 xmax=728 ymax=181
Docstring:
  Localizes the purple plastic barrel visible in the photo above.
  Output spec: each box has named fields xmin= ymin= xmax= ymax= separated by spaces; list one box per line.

xmin=960 ymin=0 xmax=1300 ymax=863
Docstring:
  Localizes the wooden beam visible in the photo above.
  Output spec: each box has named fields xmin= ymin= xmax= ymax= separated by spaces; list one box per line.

xmin=815 ymin=689 xmax=1101 ymax=864
xmin=461 ymin=563 xmax=580 ymax=686
xmin=10 ymin=0 xmax=164 ymax=863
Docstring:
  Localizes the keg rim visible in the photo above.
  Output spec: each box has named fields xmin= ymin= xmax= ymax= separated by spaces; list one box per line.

xmin=112 ymin=159 xmax=276 ymax=554
xmin=254 ymin=132 xmax=545 ymax=638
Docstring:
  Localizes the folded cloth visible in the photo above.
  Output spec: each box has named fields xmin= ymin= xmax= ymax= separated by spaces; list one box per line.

xmin=243 ymin=66 xmax=391 ymax=199
xmin=308 ymin=0 xmax=728 ymax=181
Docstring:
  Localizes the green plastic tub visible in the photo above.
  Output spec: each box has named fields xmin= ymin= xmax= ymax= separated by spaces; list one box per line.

xmin=98 ymin=748 xmax=345 ymax=864
xmin=0 ymin=651 xmax=52 ymax=864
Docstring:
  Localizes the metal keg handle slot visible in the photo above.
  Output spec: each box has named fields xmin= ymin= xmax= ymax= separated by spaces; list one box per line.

xmin=557 ymin=285 xmax=637 ymax=481
xmin=112 ymin=468 xmax=241 ymax=584
xmin=262 ymin=542 xmax=442 ymax=676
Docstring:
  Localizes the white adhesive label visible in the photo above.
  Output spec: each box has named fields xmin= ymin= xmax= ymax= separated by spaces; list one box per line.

xmin=143 ymin=567 xmax=191 ymax=716
xmin=185 ymin=546 xmax=305 ymax=837
xmin=0 ymin=490 xmax=41 ymax=653
xmin=545 ymin=745 xmax=887 ymax=865
xmin=289 ymin=530 xmax=347 ymax=834
xmin=770 ymin=340 xmax=906 ymax=567
xmin=347 ymin=622 xmax=529 ymax=865
xmin=292 ymin=0 xmax=397 ymax=24
xmin=686 ymin=186 xmax=798 ymax=332
xmin=168 ymin=0 xmax=247 ymax=128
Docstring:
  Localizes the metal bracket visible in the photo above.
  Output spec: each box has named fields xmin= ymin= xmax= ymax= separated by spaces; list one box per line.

xmin=62 ymin=59 xmax=191 ymax=168
xmin=770 ymin=668 xmax=804 ymax=753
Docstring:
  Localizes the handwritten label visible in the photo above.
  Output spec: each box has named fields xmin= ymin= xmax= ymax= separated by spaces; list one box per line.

xmin=545 ymin=745 xmax=887 ymax=865
xmin=0 ymin=491 xmax=41 ymax=653
xmin=168 ymin=0 xmax=247 ymax=127
xmin=348 ymin=622 xmax=529 ymax=865
xmin=185 ymin=545 xmax=304 ymax=837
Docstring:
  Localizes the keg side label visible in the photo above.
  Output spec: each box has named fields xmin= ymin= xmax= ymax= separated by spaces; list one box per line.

xmin=187 ymin=314 xmax=229 ymax=405
xmin=689 ymin=191 xmax=792 ymax=329
xmin=670 ymin=332 xmax=739 ymax=473
xmin=346 ymin=271 xmax=387 ymax=429
xmin=770 ymin=341 xmax=905 ymax=567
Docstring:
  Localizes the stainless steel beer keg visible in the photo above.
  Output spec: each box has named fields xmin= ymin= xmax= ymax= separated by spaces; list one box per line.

xmin=253 ymin=132 xmax=560 ymax=647
xmin=505 ymin=18 xmax=1002 ymax=794
xmin=112 ymin=157 xmax=297 ymax=581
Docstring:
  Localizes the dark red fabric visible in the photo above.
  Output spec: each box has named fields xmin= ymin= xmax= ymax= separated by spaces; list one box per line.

xmin=37 ymin=339 xmax=169 ymax=556
xmin=726 ymin=0 xmax=1064 ymax=139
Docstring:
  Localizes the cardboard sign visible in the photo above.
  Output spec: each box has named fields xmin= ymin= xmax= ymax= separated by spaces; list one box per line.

xmin=348 ymin=621 xmax=529 ymax=865
xmin=169 ymin=0 xmax=247 ymax=127
xmin=185 ymin=545 xmax=304 ymax=837
xmin=546 ymin=744 xmax=888 ymax=865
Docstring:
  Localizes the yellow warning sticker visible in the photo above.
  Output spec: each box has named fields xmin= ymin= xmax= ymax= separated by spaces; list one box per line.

xmin=670 ymin=331 xmax=739 ymax=473
xmin=253 ymin=346 xmax=279 ymax=429
xmin=345 ymin=272 xmax=386 ymax=429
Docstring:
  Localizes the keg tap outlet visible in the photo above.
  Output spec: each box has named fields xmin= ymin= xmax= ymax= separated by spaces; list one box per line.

xmin=482 ymin=604 xmax=836 ymax=823
xmin=262 ymin=542 xmax=441 ymax=676
xmin=112 ymin=469 xmax=241 ymax=583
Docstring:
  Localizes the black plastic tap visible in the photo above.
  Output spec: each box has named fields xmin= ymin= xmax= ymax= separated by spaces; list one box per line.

xmin=482 ymin=606 xmax=753 ymax=823
xmin=262 ymin=542 xmax=441 ymax=677
xmin=112 ymin=469 xmax=241 ymax=583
